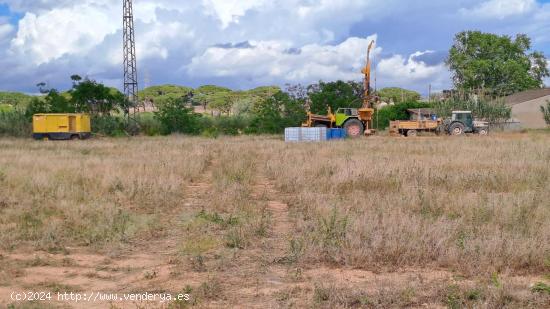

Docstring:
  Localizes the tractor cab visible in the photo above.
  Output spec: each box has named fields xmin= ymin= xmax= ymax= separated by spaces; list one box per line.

xmin=444 ymin=111 xmax=489 ymax=135
xmin=452 ymin=111 xmax=474 ymax=130
xmin=335 ymin=108 xmax=358 ymax=126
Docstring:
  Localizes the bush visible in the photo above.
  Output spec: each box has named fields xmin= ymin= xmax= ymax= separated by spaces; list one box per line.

xmin=199 ymin=116 xmax=251 ymax=136
xmin=0 ymin=110 xmax=32 ymax=137
xmin=136 ymin=112 xmax=162 ymax=136
xmin=155 ymin=98 xmax=202 ymax=135
xmin=91 ymin=115 xmax=127 ymax=137
xmin=246 ymin=91 xmax=306 ymax=134
xmin=25 ymin=97 xmax=49 ymax=120
xmin=374 ymin=101 xmax=431 ymax=130
xmin=0 ymin=104 xmax=13 ymax=113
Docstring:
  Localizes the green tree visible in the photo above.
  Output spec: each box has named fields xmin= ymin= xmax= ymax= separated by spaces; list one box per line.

xmin=70 ymin=79 xmax=125 ymax=114
xmin=25 ymin=97 xmax=49 ymax=119
xmin=447 ymin=31 xmax=549 ymax=96
xmin=308 ymin=81 xmax=363 ymax=114
xmin=155 ymin=97 xmax=202 ymax=135
xmin=248 ymin=91 xmax=306 ymax=134
xmin=139 ymin=85 xmax=193 ymax=108
xmin=45 ymin=89 xmax=73 ymax=113
xmin=208 ymin=92 xmax=237 ymax=115
xmin=377 ymin=87 xmax=421 ymax=103
xmin=541 ymin=101 xmax=550 ymax=126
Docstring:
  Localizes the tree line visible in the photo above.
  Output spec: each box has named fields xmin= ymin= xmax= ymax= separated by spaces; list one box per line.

xmin=1 ymin=30 xmax=549 ymax=137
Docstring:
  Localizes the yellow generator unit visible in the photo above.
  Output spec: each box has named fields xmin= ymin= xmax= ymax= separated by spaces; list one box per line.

xmin=33 ymin=114 xmax=92 ymax=140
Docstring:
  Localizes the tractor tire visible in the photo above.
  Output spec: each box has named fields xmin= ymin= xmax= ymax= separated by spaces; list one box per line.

xmin=449 ymin=123 xmax=465 ymax=136
xmin=477 ymin=128 xmax=488 ymax=136
xmin=406 ymin=130 xmax=418 ymax=137
xmin=343 ymin=119 xmax=364 ymax=138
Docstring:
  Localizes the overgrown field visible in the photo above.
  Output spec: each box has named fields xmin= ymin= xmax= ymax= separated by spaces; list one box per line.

xmin=1 ymin=133 xmax=549 ymax=308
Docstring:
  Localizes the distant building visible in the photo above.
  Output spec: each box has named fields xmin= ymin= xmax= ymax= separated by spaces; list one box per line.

xmin=505 ymin=88 xmax=550 ymax=129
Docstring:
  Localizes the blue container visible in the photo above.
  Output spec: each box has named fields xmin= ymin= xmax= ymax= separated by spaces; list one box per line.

xmin=327 ymin=128 xmax=347 ymax=140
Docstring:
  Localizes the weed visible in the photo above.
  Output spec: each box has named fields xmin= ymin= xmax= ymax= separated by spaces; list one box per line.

xmin=531 ymin=282 xmax=550 ymax=295
xmin=189 ymin=255 xmax=206 ymax=272
xmin=180 ymin=236 xmax=218 ymax=256
xmin=313 ymin=207 xmax=348 ymax=262
xmin=466 ymin=288 xmax=483 ymax=301
xmin=225 ymin=226 xmax=247 ymax=249
xmin=491 ymin=272 xmax=503 ymax=289
xmin=445 ymin=284 xmax=464 ymax=309
xmin=143 ymin=270 xmax=158 ymax=280
xmin=196 ymin=278 xmax=223 ymax=300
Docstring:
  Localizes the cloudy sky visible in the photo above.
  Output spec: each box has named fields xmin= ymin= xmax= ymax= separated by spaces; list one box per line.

xmin=0 ymin=0 xmax=549 ymax=95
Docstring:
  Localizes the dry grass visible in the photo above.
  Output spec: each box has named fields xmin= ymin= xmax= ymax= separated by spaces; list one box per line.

xmin=259 ymin=134 xmax=550 ymax=276
xmin=0 ymin=133 xmax=549 ymax=308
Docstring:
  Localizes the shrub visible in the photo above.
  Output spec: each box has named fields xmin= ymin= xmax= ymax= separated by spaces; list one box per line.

xmin=0 ymin=104 xmax=13 ymax=113
xmin=199 ymin=116 xmax=250 ymax=136
xmin=0 ymin=110 xmax=31 ymax=137
xmin=25 ymin=97 xmax=50 ymax=120
xmin=246 ymin=91 xmax=306 ymax=134
xmin=155 ymin=98 xmax=202 ymax=135
xmin=136 ymin=112 xmax=162 ymax=136
xmin=91 ymin=115 xmax=127 ymax=137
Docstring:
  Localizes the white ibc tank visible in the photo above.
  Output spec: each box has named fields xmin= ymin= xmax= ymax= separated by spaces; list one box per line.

xmin=285 ymin=127 xmax=327 ymax=142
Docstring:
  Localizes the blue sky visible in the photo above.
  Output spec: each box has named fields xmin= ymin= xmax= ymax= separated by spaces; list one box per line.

xmin=0 ymin=0 xmax=549 ymax=95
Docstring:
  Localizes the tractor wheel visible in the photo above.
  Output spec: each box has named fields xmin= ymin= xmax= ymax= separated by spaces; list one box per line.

xmin=343 ymin=119 xmax=364 ymax=138
xmin=477 ymin=128 xmax=488 ymax=136
xmin=449 ymin=123 xmax=465 ymax=136
xmin=406 ymin=130 xmax=418 ymax=137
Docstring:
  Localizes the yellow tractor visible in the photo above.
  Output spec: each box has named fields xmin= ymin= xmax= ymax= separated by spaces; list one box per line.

xmin=303 ymin=41 xmax=376 ymax=138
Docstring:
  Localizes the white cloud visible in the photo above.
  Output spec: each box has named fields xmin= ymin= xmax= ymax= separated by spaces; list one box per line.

xmin=201 ymin=0 xmax=270 ymax=28
xmin=10 ymin=4 xmax=118 ymax=64
xmin=2 ymin=0 xmax=549 ymax=94
xmin=187 ymin=35 xmax=381 ymax=85
xmin=377 ymin=51 xmax=449 ymax=91
xmin=460 ymin=0 xmax=537 ymax=19
xmin=0 ymin=23 xmax=14 ymax=41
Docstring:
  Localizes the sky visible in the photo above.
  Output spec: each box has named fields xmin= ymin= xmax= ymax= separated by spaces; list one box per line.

xmin=0 ymin=0 xmax=549 ymax=95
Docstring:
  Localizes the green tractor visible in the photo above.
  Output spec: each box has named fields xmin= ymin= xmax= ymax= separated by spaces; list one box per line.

xmin=302 ymin=107 xmax=375 ymax=137
xmin=440 ymin=111 xmax=489 ymax=136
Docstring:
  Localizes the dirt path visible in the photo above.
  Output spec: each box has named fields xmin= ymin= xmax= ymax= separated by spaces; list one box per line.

xmin=0 ymin=162 xmax=217 ymax=309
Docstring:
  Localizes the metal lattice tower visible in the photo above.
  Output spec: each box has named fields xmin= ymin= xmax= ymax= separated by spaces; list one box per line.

xmin=123 ymin=0 xmax=138 ymax=114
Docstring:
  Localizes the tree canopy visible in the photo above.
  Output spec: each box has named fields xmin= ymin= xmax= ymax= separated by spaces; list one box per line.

xmin=377 ymin=87 xmax=421 ymax=103
xmin=308 ymin=81 xmax=363 ymax=114
xmin=447 ymin=31 xmax=549 ymax=96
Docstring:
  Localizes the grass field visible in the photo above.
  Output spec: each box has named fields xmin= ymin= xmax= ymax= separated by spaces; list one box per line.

xmin=1 ymin=133 xmax=549 ymax=308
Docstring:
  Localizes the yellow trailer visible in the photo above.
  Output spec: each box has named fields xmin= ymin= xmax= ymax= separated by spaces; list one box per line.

xmin=389 ymin=119 xmax=441 ymax=137
xmin=389 ymin=108 xmax=441 ymax=137
xmin=33 ymin=114 xmax=91 ymax=140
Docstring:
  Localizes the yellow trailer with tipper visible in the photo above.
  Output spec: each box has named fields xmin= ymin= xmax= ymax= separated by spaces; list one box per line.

xmin=33 ymin=114 xmax=91 ymax=140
